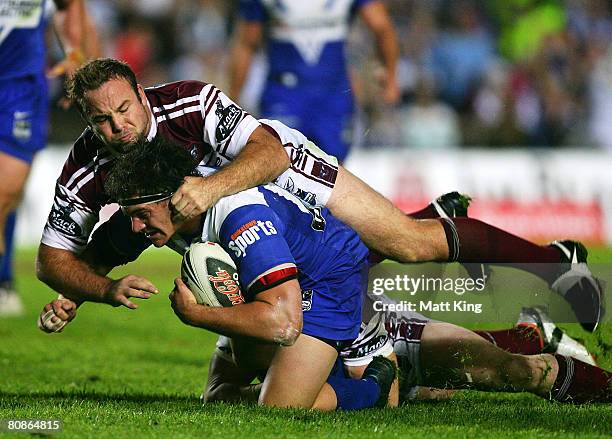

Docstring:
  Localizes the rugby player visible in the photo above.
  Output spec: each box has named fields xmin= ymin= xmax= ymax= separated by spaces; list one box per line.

xmin=36 ymin=58 xmax=602 ymax=333
xmin=228 ymin=0 xmax=400 ymax=161
xmin=0 ymin=0 xmax=96 ymax=314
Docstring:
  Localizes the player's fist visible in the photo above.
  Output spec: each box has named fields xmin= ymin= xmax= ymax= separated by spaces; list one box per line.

xmin=171 ymin=176 xmax=220 ymax=222
xmin=37 ymin=298 xmax=78 ymax=333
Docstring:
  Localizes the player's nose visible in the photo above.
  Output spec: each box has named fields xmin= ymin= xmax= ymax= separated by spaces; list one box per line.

xmin=109 ymin=114 xmax=124 ymax=133
xmin=131 ymin=217 xmax=146 ymax=234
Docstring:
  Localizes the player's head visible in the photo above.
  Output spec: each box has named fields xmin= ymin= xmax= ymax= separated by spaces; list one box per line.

xmin=68 ymin=58 xmax=151 ymax=153
xmin=105 ymin=136 xmax=198 ymax=246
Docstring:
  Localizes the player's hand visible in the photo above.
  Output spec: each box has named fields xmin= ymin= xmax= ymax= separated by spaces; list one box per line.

xmin=169 ymin=278 xmax=199 ymax=325
xmin=48 ymin=50 xmax=85 ymax=79
xmin=377 ymin=68 xmax=401 ymax=105
xmin=103 ymin=275 xmax=159 ymax=309
xmin=37 ymin=298 xmax=78 ymax=333
xmin=47 ymin=50 xmax=86 ymax=110
xmin=171 ymin=176 xmax=219 ymax=222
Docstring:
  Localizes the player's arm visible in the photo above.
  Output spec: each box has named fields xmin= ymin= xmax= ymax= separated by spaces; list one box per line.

xmin=171 ymin=126 xmax=290 ymax=221
xmin=171 ymin=276 xmax=302 ymax=345
xmin=359 ymin=0 xmax=400 ymax=104
xmin=37 ymin=210 xmax=157 ymax=309
xmin=49 ymin=0 xmax=92 ymax=78
xmin=228 ymin=19 xmax=263 ymax=101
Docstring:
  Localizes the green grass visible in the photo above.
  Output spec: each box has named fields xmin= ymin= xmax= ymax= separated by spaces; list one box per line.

xmin=1 ymin=247 xmax=611 ymax=438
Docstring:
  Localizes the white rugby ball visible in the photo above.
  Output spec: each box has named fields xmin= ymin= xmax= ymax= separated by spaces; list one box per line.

xmin=181 ymin=241 xmax=245 ymax=307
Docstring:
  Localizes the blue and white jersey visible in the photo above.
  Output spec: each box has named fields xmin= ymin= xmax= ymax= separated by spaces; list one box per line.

xmin=182 ymin=168 xmax=370 ymax=340
xmin=239 ymin=0 xmax=372 ymax=87
xmin=0 ymin=0 xmax=49 ymax=80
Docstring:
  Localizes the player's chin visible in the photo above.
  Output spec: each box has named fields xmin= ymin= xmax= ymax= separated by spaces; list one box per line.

xmin=151 ymin=237 xmax=168 ymax=247
xmin=108 ymin=138 xmax=137 ymax=154
xmin=145 ymin=232 xmax=167 ymax=247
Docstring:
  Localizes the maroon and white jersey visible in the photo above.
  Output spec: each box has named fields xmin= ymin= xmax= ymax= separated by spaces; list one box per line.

xmin=41 ymin=81 xmax=338 ymax=253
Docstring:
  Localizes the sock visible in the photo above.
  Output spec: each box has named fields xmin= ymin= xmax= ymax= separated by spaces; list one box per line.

xmin=448 ymin=218 xmax=564 ymax=284
xmin=551 ymin=354 xmax=612 ymax=403
xmin=326 ymin=374 xmax=381 ymax=411
xmin=0 ymin=211 xmax=16 ymax=285
xmin=475 ymin=327 xmax=544 ymax=355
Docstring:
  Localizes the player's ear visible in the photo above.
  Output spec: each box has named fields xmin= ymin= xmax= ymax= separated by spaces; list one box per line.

xmin=137 ymin=84 xmax=147 ymax=104
xmin=167 ymin=199 xmax=179 ymax=221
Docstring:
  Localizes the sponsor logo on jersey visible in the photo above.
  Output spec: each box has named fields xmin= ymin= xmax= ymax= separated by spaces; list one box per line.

xmin=301 ymin=289 xmax=313 ymax=311
xmin=48 ymin=204 xmax=82 ymax=237
xmin=208 ymin=269 xmax=244 ymax=305
xmin=215 ymin=100 xmax=242 ymax=143
xmin=228 ymin=219 xmax=278 ymax=257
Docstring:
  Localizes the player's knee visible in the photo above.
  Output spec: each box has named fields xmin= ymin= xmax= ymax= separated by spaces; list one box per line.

xmin=0 ymin=186 xmax=24 ymax=212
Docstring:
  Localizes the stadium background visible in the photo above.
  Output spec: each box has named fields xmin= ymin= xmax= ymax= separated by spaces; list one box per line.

xmin=17 ymin=0 xmax=612 ymax=247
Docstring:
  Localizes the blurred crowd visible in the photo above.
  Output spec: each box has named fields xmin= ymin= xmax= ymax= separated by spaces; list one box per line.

xmin=47 ymin=0 xmax=612 ymax=149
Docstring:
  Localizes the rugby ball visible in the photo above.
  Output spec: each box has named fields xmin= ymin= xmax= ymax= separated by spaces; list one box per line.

xmin=181 ymin=241 xmax=245 ymax=307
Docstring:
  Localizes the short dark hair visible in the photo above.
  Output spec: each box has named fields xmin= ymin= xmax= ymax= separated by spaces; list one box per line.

xmin=68 ymin=58 xmax=139 ymax=117
xmin=105 ymin=136 xmax=198 ymax=203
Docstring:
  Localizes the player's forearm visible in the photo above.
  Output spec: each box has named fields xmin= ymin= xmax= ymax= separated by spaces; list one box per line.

xmin=375 ymin=26 xmax=399 ymax=83
xmin=53 ymin=0 xmax=86 ymax=58
xmin=362 ymin=2 xmax=399 ymax=84
xmin=203 ymin=128 xmax=290 ymax=203
xmin=183 ymin=300 xmax=301 ymax=345
xmin=36 ymin=244 xmax=113 ymax=304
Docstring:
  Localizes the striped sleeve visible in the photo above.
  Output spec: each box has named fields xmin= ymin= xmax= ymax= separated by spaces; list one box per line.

xmin=40 ymin=132 xmax=108 ymax=252
xmin=198 ymin=84 xmax=260 ymax=159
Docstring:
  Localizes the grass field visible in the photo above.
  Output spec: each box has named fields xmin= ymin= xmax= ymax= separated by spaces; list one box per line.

xmin=1 ymin=247 xmax=611 ymax=438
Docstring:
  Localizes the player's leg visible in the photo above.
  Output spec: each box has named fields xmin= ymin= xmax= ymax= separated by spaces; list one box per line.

xmin=258 ymin=334 xmax=338 ymax=408
xmin=0 ymin=152 xmax=30 ymax=247
xmin=328 ymin=167 xmax=602 ymax=330
xmin=308 ymin=91 xmax=353 ymax=163
xmin=475 ymin=306 xmax=596 ymax=363
xmin=260 ymin=81 xmax=305 ymax=138
xmin=419 ymin=322 xmax=555 ymax=394
xmin=329 ymin=166 xmax=449 ymax=262
xmin=343 ymin=352 xmax=400 ymax=407
xmin=418 ymin=321 xmax=611 ymax=402
xmin=0 ymin=75 xmax=47 ymax=315
xmin=0 ymin=141 xmax=34 ymax=316
xmin=202 ymin=336 xmax=262 ymax=404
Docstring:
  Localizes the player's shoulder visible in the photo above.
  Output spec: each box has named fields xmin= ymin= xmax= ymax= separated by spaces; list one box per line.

xmin=215 ymin=187 xmax=268 ymax=218
xmin=145 ymin=80 xmax=213 ymax=102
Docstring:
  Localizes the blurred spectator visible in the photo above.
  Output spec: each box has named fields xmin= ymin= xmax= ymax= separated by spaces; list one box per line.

xmin=399 ymin=75 xmax=461 ymax=149
xmin=429 ymin=0 xmax=495 ymax=111
xmin=492 ymin=0 xmax=566 ymax=63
